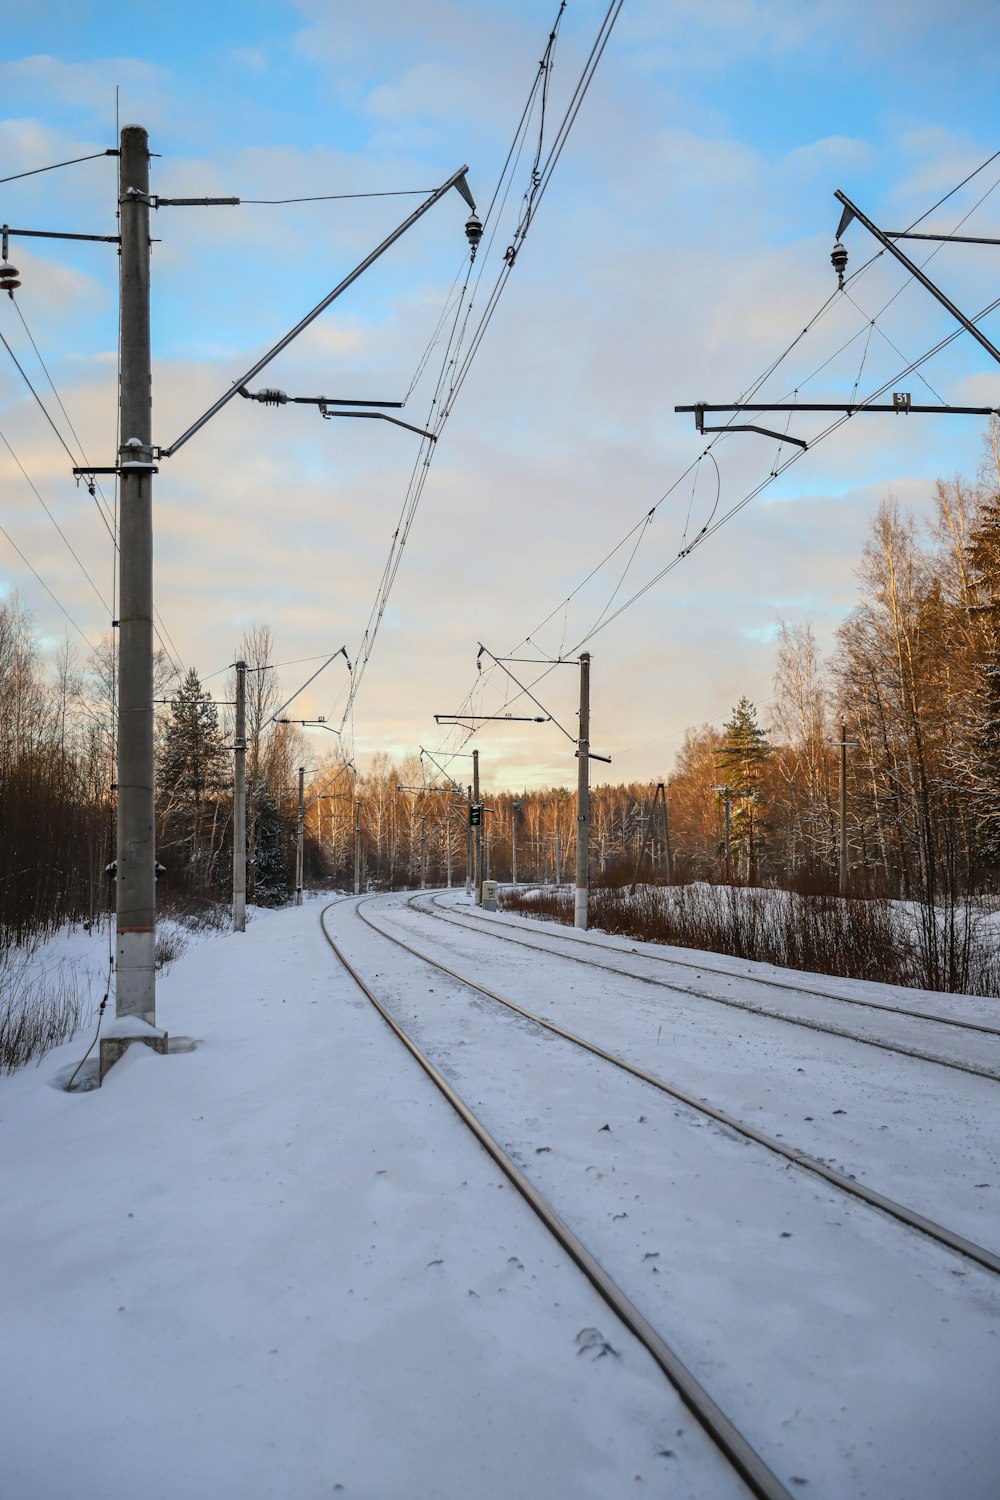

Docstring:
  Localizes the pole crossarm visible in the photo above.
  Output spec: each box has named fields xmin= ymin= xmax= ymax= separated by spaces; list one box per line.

xmin=160 ymin=164 xmax=474 ymax=457
xmin=419 ymin=746 xmax=467 ymax=792
xmin=477 ymin=642 xmax=576 ymax=741
xmin=239 ymin=390 xmax=405 ymax=407
xmin=396 ymin=785 xmax=458 ymax=795
xmin=435 ymin=713 xmax=550 ymax=723
xmin=238 ymin=386 xmax=436 ymax=440
xmin=270 ymin=646 xmax=350 ymax=725
xmin=835 ymin=188 xmax=1000 ymax=369
xmin=1 ymin=225 xmax=121 ymax=244
xmin=676 ymin=399 xmax=1000 ymax=447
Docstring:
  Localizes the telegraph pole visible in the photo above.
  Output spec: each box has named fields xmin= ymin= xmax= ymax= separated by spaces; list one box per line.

xmin=233 ymin=659 xmax=247 ymax=932
xmin=575 ymin=651 xmax=591 ymax=930
xmin=295 ymin=766 xmax=305 ymax=905
xmin=116 ymin=124 xmax=157 ymax=1024
xmin=354 ymin=798 xmax=362 ymax=896
xmin=472 ymin=748 xmax=482 ymax=905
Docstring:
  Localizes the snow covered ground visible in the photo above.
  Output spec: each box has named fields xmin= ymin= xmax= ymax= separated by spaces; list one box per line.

xmin=2 ymin=891 xmax=999 ymax=1498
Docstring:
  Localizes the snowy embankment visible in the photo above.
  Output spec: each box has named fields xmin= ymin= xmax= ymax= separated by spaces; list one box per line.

xmin=503 ymin=879 xmax=1000 ymax=995
xmin=0 ymin=897 xmax=734 ymax=1500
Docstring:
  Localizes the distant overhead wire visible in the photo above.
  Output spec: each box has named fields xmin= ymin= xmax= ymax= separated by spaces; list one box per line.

xmin=0 ymin=424 xmax=111 ymax=615
xmin=430 ymin=145 xmax=1000 ymax=760
xmin=1 ymin=295 xmax=186 ymax=681
xmin=8 ymin=298 xmax=119 ymax=539
xmin=332 ymin=0 xmax=616 ymax=736
xmin=0 ymin=519 xmax=96 ymax=650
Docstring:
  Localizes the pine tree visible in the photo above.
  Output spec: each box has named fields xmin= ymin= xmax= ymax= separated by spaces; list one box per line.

xmin=715 ymin=697 xmax=771 ymax=881
xmin=157 ymin=668 xmax=228 ymax=889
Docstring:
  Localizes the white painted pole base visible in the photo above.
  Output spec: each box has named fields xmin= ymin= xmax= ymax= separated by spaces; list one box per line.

xmin=116 ymin=928 xmax=157 ymax=1024
xmin=574 ymin=886 xmax=588 ymax=930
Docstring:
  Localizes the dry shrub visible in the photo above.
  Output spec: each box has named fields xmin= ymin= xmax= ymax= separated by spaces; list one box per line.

xmin=499 ymin=882 xmax=1000 ymax=992
xmin=0 ymin=950 xmax=89 ymax=1072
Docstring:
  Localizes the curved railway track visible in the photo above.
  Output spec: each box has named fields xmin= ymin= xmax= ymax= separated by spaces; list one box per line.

xmin=411 ymin=892 xmax=1000 ymax=1082
xmin=320 ymin=900 xmax=796 ymax=1500
xmin=354 ymin=894 xmax=1000 ymax=1276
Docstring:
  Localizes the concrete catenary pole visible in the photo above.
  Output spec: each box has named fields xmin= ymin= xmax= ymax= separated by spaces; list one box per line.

xmin=420 ymin=813 xmax=427 ymax=889
xmin=473 ymin=748 xmax=482 ymax=905
xmin=233 ymin=659 xmax=247 ymax=932
xmin=354 ymin=798 xmax=362 ymax=896
xmin=295 ymin=766 xmax=305 ymax=906
xmin=839 ymin=717 xmax=849 ymax=897
xmin=660 ymin=783 xmax=674 ymax=885
xmin=574 ymin=651 xmax=591 ymax=930
xmin=511 ymin=809 xmax=518 ymax=886
xmin=465 ymin=784 xmax=473 ymax=895
xmin=115 ymin=124 xmax=157 ymax=1023
xmin=722 ymin=786 xmax=732 ymax=884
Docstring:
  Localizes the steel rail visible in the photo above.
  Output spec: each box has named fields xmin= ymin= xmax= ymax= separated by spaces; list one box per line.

xmin=414 ymin=897 xmax=1000 ymax=1082
xmin=319 ymin=902 xmax=796 ymax=1500
xmin=357 ymin=896 xmax=1000 ymax=1278
xmin=424 ymin=896 xmax=1000 ymax=1038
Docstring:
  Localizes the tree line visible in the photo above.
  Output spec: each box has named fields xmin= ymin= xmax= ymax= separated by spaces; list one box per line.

xmin=4 ymin=427 xmax=1000 ymax=966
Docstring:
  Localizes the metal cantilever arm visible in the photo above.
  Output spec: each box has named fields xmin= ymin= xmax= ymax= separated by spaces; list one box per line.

xmin=161 ymin=164 xmax=473 ymax=457
xmin=322 ymin=410 xmax=437 ymax=442
xmin=835 ymin=189 xmax=1000 ymax=369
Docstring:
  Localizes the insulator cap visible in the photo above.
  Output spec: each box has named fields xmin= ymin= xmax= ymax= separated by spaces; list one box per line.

xmin=0 ymin=262 xmax=19 ymax=279
xmin=465 ymin=213 xmax=483 ymax=249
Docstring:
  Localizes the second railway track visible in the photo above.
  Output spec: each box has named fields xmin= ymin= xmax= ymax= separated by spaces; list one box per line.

xmin=412 ymin=891 xmax=1000 ymax=1081
xmin=350 ymin=894 xmax=1000 ymax=1276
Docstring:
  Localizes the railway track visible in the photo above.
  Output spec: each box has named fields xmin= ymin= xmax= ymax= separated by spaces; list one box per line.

xmin=323 ymin=893 xmax=1000 ymax=1496
xmin=347 ymin=895 xmax=1000 ymax=1277
xmin=320 ymin=899 xmax=796 ymax=1500
xmin=410 ymin=892 xmax=1000 ymax=1082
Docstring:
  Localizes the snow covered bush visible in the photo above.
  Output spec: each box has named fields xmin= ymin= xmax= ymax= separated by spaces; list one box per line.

xmin=0 ymin=948 xmax=89 ymax=1072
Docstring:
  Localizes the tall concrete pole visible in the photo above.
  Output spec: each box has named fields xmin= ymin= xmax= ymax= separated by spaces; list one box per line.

xmin=446 ymin=817 xmax=452 ymax=888
xmin=233 ymin=659 xmax=247 ymax=932
xmin=512 ymin=814 xmax=518 ymax=886
xmin=116 ymin=124 xmax=156 ymax=1023
xmin=354 ymin=798 xmax=361 ymax=896
xmin=473 ymin=748 xmax=482 ymax=905
xmin=295 ymin=766 xmax=304 ymax=906
xmin=723 ymin=787 xmax=732 ymax=884
xmin=465 ymin=785 xmax=473 ymax=896
xmin=661 ymin=784 xmax=674 ymax=885
xmin=839 ymin=717 xmax=849 ymax=897
xmin=575 ymin=651 xmax=591 ymax=930
xmin=420 ymin=813 xmax=427 ymax=889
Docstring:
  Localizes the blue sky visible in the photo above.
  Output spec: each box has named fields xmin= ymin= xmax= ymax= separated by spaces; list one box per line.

xmin=2 ymin=1 xmax=1000 ymax=788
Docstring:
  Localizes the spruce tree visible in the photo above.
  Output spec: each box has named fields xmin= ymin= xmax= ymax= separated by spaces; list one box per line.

xmin=965 ymin=495 xmax=1000 ymax=867
xmin=157 ymin=668 xmax=228 ymax=889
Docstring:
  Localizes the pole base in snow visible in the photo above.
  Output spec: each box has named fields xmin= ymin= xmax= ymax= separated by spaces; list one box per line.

xmin=99 ymin=1033 xmax=169 ymax=1085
